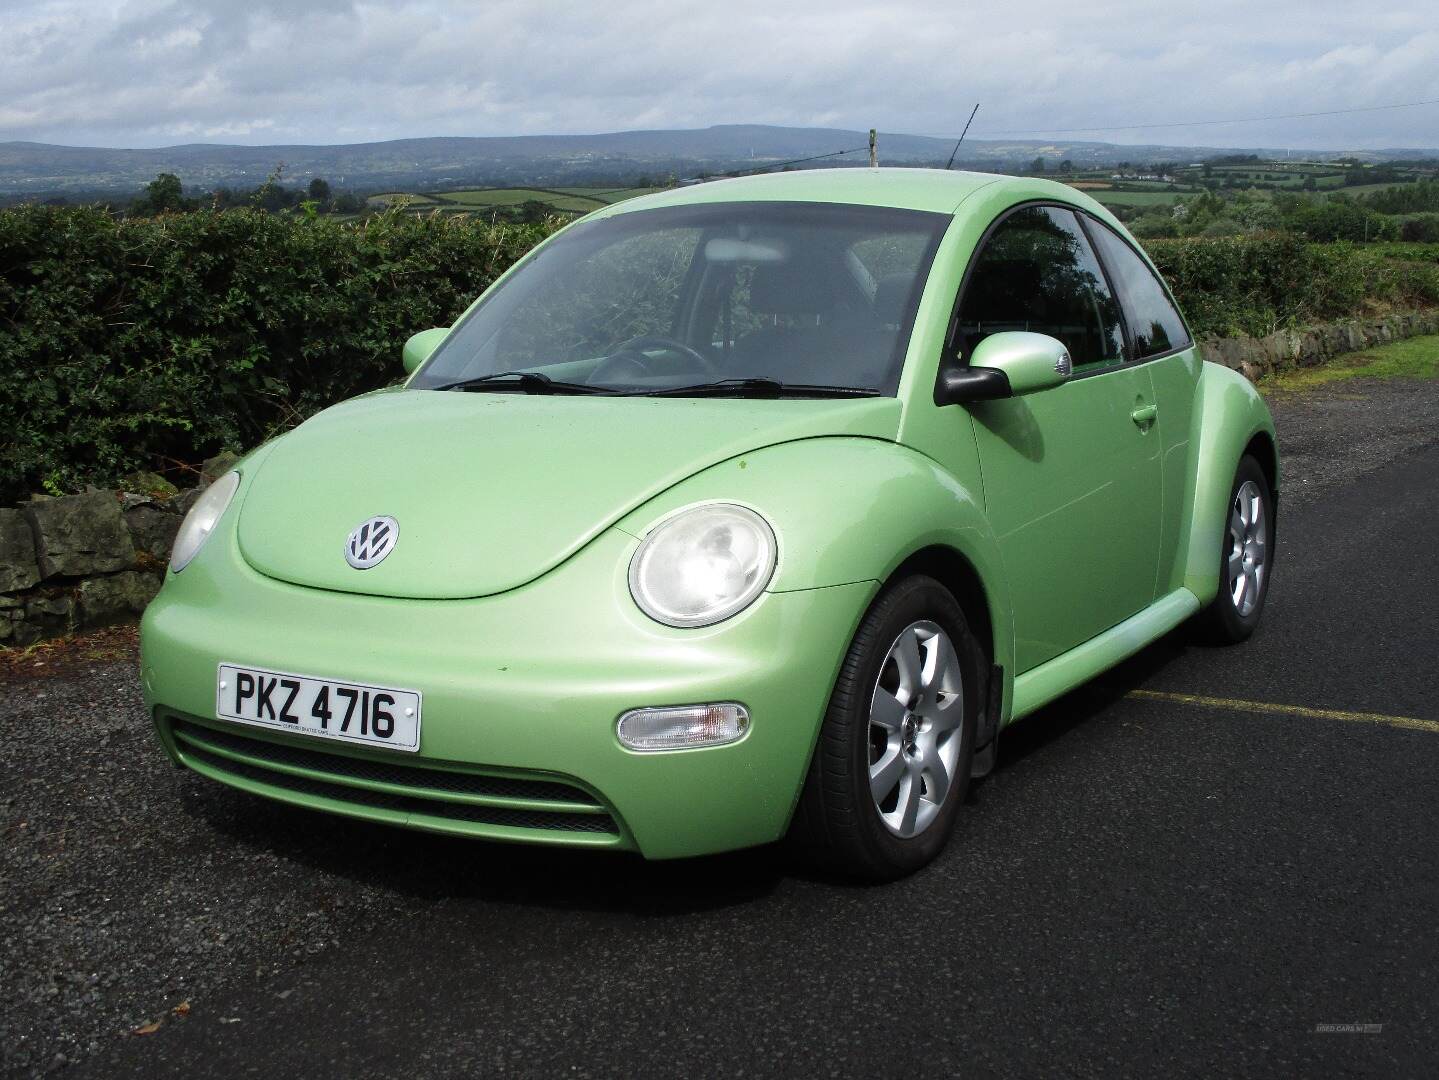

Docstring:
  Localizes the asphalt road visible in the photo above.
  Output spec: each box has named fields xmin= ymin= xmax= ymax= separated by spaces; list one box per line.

xmin=5 ymin=377 xmax=1438 ymax=1078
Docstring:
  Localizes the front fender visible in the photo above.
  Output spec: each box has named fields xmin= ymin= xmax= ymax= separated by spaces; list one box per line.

xmin=1179 ymin=362 xmax=1279 ymax=604
xmin=612 ymin=436 xmax=1014 ymax=684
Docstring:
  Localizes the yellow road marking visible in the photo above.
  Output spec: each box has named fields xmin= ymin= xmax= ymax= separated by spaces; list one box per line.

xmin=1125 ymin=689 xmax=1439 ymax=735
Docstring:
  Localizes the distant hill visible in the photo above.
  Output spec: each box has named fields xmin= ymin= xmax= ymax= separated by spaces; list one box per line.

xmin=1 ymin=124 xmax=1434 ymax=197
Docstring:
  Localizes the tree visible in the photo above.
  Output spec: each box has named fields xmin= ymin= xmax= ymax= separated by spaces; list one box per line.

xmin=1058 ymin=159 xmax=1073 ymax=174
xmin=1030 ymin=156 xmax=1046 ymax=173
xmin=134 ymin=172 xmax=187 ymax=215
xmin=308 ymin=177 xmax=332 ymax=204
xmin=1400 ymin=214 xmax=1439 ymax=242
xmin=1280 ymin=197 xmax=1397 ymax=242
xmin=1231 ymin=196 xmax=1281 ymax=233
xmin=250 ymin=163 xmax=296 ymax=213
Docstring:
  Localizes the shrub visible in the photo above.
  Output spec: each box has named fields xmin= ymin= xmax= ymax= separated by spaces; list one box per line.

xmin=1278 ymin=198 xmax=1398 ymax=242
xmin=1362 ymin=180 xmax=1439 ymax=215
xmin=0 ymin=205 xmax=559 ymax=503
xmin=1398 ymin=214 xmax=1439 ymax=244
xmin=1147 ymin=232 xmax=1439 ymax=338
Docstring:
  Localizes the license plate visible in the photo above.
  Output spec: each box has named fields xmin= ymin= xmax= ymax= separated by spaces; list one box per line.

xmin=215 ymin=664 xmax=421 ymax=752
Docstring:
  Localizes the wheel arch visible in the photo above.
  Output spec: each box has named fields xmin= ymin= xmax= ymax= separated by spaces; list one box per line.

xmin=885 ymin=544 xmax=1005 ymax=750
xmin=1244 ymin=429 xmax=1280 ymax=505
xmin=886 ymin=545 xmax=994 ymax=666
xmin=1179 ymin=362 xmax=1279 ymax=604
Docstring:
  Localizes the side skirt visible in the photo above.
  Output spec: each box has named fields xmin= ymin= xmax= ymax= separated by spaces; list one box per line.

xmin=1008 ymin=588 xmax=1200 ymax=724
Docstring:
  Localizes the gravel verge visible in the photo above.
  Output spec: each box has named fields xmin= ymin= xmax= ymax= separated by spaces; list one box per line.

xmin=0 ymin=666 xmax=450 ymax=1077
xmin=1262 ymin=376 xmax=1439 ymax=509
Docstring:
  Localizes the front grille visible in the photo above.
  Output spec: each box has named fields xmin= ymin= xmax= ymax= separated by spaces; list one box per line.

xmin=173 ymin=719 xmax=598 ymax=805
xmin=171 ymin=719 xmax=618 ymax=835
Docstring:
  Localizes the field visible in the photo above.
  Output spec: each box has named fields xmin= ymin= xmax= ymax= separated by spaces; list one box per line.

xmin=1088 ymin=190 xmax=1189 ymax=207
xmin=368 ymin=186 xmax=653 ymax=215
xmin=1335 ymin=182 xmax=1419 ymax=199
xmin=354 ymin=156 xmax=1434 ymax=223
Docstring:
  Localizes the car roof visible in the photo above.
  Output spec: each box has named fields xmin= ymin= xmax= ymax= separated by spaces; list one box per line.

xmin=595 ymin=167 xmax=1097 ymax=218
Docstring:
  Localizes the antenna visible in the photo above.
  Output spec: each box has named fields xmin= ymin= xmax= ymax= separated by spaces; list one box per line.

xmin=946 ymin=104 xmax=980 ymax=170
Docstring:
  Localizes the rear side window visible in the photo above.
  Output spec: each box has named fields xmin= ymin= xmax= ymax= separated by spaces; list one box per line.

xmin=1086 ymin=223 xmax=1192 ymax=358
xmin=955 ymin=206 xmax=1125 ymax=373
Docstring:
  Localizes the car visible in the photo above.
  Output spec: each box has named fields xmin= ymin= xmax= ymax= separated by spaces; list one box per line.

xmin=140 ymin=168 xmax=1277 ymax=880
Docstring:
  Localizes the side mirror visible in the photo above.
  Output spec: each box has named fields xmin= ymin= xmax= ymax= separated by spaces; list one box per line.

xmin=402 ymin=327 xmax=450 ymax=374
xmin=937 ymin=331 xmax=1072 ymax=404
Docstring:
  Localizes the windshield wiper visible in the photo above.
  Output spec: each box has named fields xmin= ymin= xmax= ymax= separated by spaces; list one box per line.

xmin=643 ymin=378 xmax=881 ymax=399
xmin=431 ymin=371 xmax=618 ymax=395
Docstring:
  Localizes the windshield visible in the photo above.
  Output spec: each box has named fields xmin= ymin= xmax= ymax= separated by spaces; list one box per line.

xmin=409 ymin=201 xmax=949 ymax=396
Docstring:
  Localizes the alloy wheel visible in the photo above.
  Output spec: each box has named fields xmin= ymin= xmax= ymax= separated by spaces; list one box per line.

xmin=868 ymin=620 xmax=965 ymax=838
xmin=1228 ymin=479 xmax=1267 ymax=617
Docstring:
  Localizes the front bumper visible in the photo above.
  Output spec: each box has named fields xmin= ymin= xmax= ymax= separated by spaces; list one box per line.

xmin=141 ymin=523 xmax=873 ymax=859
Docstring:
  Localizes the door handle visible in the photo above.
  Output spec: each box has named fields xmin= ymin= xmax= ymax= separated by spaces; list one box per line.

xmin=1130 ymin=403 xmax=1158 ymax=427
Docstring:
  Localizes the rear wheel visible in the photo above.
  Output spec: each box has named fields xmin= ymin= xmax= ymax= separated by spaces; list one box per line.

xmin=789 ymin=575 xmax=983 ymax=881
xmin=1196 ymin=454 xmax=1274 ymax=643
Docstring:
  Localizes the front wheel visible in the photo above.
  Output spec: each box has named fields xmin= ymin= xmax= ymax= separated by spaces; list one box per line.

xmin=789 ymin=575 xmax=983 ymax=881
xmin=1195 ymin=454 xmax=1275 ymax=643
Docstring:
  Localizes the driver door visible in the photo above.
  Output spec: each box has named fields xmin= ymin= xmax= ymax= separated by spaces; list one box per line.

xmin=956 ymin=205 xmax=1163 ymax=673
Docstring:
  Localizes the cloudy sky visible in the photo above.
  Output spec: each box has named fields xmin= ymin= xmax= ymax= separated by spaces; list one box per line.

xmin=4 ymin=0 xmax=1437 ymax=150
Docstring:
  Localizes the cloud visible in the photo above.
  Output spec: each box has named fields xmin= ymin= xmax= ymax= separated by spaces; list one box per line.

xmin=1 ymin=0 xmax=1436 ymax=149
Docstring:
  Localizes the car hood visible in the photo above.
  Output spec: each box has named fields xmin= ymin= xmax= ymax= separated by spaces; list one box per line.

xmin=236 ymin=389 xmax=901 ymax=599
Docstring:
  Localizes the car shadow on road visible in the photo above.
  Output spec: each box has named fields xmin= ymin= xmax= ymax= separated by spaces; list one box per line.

xmin=183 ymin=779 xmax=790 ymax=917
xmin=991 ymin=625 xmax=1195 ymax=769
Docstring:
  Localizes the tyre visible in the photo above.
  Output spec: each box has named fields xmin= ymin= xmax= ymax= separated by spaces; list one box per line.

xmin=789 ymin=575 xmax=983 ymax=881
xmin=1195 ymin=454 xmax=1275 ymax=643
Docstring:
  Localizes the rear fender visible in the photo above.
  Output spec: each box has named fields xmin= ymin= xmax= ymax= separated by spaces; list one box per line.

xmin=1178 ymin=363 xmax=1279 ymax=604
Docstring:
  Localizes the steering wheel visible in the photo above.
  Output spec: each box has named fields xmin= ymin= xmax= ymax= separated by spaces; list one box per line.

xmin=591 ymin=335 xmax=719 ymax=383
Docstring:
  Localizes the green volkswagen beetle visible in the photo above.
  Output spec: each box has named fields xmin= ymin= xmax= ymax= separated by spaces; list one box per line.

xmin=141 ymin=168 xmax=1276 ymax=880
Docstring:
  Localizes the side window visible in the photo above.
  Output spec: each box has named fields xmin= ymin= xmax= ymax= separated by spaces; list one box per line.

xmin=1085 ymin=222 xmax=1191 ymax=359
xmin=956 ymin=206 xmax=1124 ymax=374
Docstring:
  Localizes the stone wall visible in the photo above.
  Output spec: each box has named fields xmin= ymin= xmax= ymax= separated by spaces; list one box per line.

xmin=2 ymin=310 xmax=1437 ymax=648
xmin=1197 ymin=310 xmax=1439 ymax=382
xmin=0 ymin=453 xmax=236 ymax=648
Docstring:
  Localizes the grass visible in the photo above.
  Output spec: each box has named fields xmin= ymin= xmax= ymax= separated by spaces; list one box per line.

xmin=1091 ymin=191 xmax=1186 ymax=207
xmin=366 ymin=192 xmax=442 ymax=209
xmin=434 ymin=188 xmax=604 ymax=211
xmin=1259 ymin=334 xmax=1439 ymax=392
xmin=1332 ymin=182 xmax=1420 ymax=199
xmin=552 ymin=186 xmax=654 ymax=204
xmin=1368 ymin=242 xmax=1439 ymax=264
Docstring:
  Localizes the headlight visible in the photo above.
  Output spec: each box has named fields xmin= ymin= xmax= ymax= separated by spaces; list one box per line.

xmin=170 ymin=470 xmax=241 ymax=572
xmin=628 ymin=503 xmax=777 ymax=628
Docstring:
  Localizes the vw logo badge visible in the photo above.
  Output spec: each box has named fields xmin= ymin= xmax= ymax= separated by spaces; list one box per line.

xmin=345 ymin=516 xmax=399 ymax=570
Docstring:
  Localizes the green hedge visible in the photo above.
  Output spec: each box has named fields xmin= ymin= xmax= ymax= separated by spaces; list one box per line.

xmin=0 ymin=205 xmax=558 ymax=503
xmin=1147 ymin=233 xmax=1439 ymax=338
xmin=3 ymin=207 xmax=1438 ymax=503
